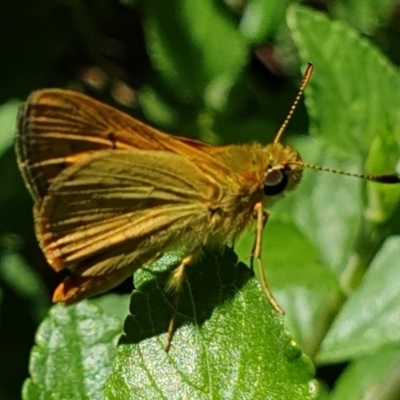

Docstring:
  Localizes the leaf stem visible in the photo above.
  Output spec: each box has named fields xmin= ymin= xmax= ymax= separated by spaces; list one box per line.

xmin=340 ymin=218 xmax=386 ymax=295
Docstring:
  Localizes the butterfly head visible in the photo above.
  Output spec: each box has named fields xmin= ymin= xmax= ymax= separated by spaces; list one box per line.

xmin=262 ymin=142 xmax=303 ymax=198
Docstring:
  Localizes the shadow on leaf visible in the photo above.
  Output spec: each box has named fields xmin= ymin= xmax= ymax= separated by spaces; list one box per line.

xmin=119 ymin=247 xmax=253 ymax=345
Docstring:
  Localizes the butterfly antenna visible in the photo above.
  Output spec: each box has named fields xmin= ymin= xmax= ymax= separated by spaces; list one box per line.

xmin=289 ymin=161 xmax=400 ymax=183
xmin=273 ymin=63 xmax=314 ymax=144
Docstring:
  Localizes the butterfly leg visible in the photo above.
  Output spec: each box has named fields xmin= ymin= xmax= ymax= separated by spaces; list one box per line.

xmin=164 ymin=254 xmax=195 ymax=352
xmin=252 ymin=202 xmax=284 ymax=314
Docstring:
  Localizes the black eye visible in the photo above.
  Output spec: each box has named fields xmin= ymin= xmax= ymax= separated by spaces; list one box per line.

xmin=263 ymin=168 xmax=288 ymax=196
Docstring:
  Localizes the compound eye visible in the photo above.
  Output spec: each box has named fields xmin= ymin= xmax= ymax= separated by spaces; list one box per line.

xmin=263 ymin=168 xmax=288 ymax=196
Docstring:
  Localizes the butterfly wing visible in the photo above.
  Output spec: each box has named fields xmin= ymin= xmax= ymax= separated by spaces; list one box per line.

xmin=16 ymin=89 xmax=215 ymax=201
xmin=36 ymin=149 xmax=221 ymax=303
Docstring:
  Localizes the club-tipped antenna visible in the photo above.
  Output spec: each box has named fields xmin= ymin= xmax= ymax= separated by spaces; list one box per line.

xmin=273 ymin=63 xmax=314 ymax=144
xmin=289 ymin=161 xmax=400 ymax=183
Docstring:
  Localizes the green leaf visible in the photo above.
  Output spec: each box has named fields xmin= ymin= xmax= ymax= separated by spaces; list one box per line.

xmin=262 ymin=221 xmax=342 ymax=360
xmin=0 ymin=100 xmax=19 ymax=158
xmin=330 ymin=345 xmax=400 ymax=400
xmin=140 ymin=0 xmax=248 ymax=102
xmin=236 ymin=213 xmax=342 ymax=358
xmin=332 ymin=0 xmax=399 ymax=34
xmin=319 ymin=237 xmax=400 ymax=363
xmin=0 ymin=285 xmax=3 ymax=323
xmin=287 ymin=2 xmax=400 ymax=305
xmin=0 ymin=251 xmax=48 ymax=321
xmin=105 ymin=250 xmax=317 ymax=399
xmin=280 ymin=137 xmax=362 ymax=274
xmin=240 ymin=0 xmax=290 ymax=43
xmin=23 ymin=299 xmax=126 ymax=400
xmin=364 ymin=131 xmax=400 ymax=229
xmin=91 ymin=294 xmax=131 ymax=326
xmin=287 ymin=5 xmax=400 ymax=158
xmin=139 ymin=85 xmax=186 ymax=129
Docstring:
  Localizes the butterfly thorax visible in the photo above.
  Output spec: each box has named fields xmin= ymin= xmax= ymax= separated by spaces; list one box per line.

xmin=202 ymin=141 xmax=303 ymax=245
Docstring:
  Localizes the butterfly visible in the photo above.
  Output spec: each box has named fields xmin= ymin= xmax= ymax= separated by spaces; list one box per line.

xmin=16 ymin=64 xmax=399 ymax=349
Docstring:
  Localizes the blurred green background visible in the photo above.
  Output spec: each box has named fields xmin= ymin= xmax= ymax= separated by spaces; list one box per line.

xmin=1 ymin=0 xmax=400 ymax=399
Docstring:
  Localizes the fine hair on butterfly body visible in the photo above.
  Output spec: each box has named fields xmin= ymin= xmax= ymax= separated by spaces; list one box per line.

xmin=16 ymin=63 xmax=400 ymax=350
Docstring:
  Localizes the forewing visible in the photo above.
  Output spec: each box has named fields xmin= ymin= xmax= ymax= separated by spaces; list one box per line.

xmin=16 ymin=89 xmax=215 ymax=201
xmin=36 ymin=149 xmax=221 ymax=302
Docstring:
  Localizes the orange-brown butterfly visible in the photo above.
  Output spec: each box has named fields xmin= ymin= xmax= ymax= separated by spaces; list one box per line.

xmin=16 ymin=64 xmax=400 ymax=349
